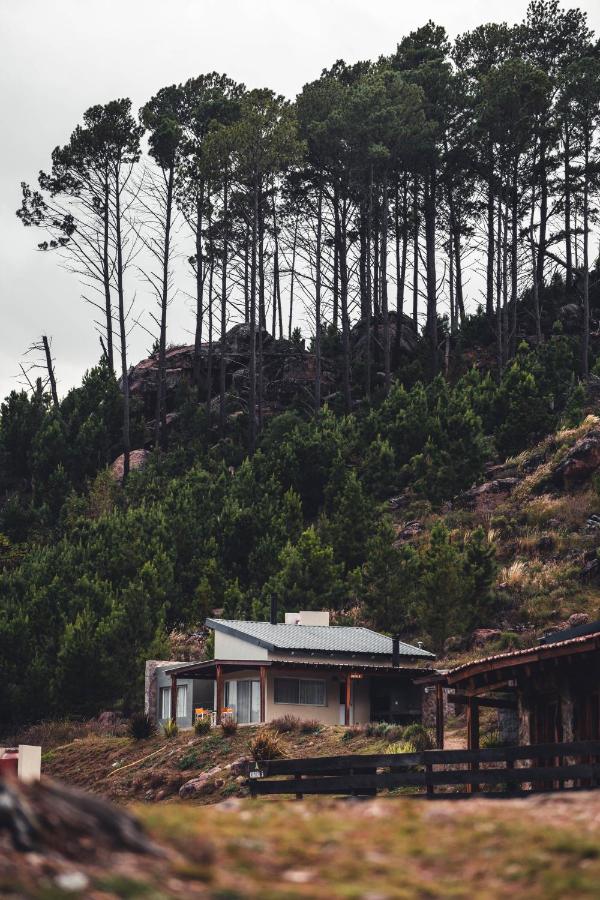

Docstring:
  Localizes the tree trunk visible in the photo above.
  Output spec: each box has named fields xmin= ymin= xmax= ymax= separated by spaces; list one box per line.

xmin=424 ymin=169 xmax=437 ymax=375
xmin=486 ymin=147 xmax=495 ymax=320
xmin=337 ymin=196 xmax=352 ymax=412
xmin=42 ymin=335 xmax=58 ymax=407
xmin=155 ymin=163 xmax=174 ymax=451
xmin=248 ymin=177 xmax=258 ymax=453
xmin=193 ymin=185 xmax=205 ymax=393
xmin=365 ymin=165 xmax=373 ymax=400
xmin=381 ymin=172 xmax=391 ymax=393
xmin=509 ymin=159 xmax=519 ymax=358
xmin=315 ymin=184 xmax=323 ymax=412
xmin=529 ymin=147 xmax=542 ymax=347
xmin=205 ymin=233 xmax=215 ymax=421
xmin=219 ymin=171 xmax=229 ymax=436
xmin=257 ymin=189 xmax=265 ymax=432
xmin=496 ymin=197 xmax=503 ymax=376
xmin=581 ymin=138 xmax=590 ymax=377
xmin=394 ymin=175 xmax=408 ymax=364
xmin=115 ymin=168 xmax=130 ymax=481
xmin=102 ymin=176 xmax=114 ymax=372
xmin=536 ymin=143 xmax=548 ymax=290
xmin=564 ymin=123 xmax=573 ymax=293
xmin=333 ymin=186 xmax=339 ymax=331
xmin=412 ymin=177 xmax=419 ymax=327
xmin=288 ymin=213 xmax=298 ymax=340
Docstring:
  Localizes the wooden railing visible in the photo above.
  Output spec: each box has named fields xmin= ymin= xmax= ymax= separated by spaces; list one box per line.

xmin=244 ymin=740 xmax=600 ymax=798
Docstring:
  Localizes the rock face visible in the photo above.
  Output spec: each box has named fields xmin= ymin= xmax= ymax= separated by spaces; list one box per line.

xmin=551 ymin=427 xmax=600 ymax=488
xmin=458 ymin=477 xmax=520 ymax=511
xmin=126 ymin=316 xmax=418 ymax=431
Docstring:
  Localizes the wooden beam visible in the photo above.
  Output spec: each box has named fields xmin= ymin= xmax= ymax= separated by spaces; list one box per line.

xmin=259 ymin=665 xmax=267 ymax=724
xmin=170 ymin=673 xmax=177 ymax=725
xmin=216 ymin=664 xmax=224 ymax=723
xmin=448 ymin=693 xmax=517 ymax=711
xmin=435 ymin=683 xmax=444 ymax=749
xmin=345 ymin=673 xmax=351 ymax=727
xmin=466 ymin=696 xmax=480 ymax=794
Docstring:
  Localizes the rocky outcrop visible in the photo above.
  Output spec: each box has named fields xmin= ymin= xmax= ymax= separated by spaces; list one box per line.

xmin=551 ymin=427 xmax=600 ymax=488
xmin=457 ymin=477 xmax=520 ymax=511
xmin=110 ymin=449 xmax=149 ymax=481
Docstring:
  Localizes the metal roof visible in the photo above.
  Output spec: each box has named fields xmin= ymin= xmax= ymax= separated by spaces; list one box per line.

xmin=205 ymin=618 xmax=434 ymax=658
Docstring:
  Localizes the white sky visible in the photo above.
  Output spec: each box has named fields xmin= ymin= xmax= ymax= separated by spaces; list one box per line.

xmin=1 ymin=0 xmax=599 ymax=399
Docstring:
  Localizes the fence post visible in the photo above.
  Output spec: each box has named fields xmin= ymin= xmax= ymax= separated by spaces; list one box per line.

xmin=466 ymin=697 xmax=480 ymax=794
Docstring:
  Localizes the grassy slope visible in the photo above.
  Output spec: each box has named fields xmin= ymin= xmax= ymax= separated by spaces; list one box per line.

xmin=391 ymin=415 xmax=600 ymax=669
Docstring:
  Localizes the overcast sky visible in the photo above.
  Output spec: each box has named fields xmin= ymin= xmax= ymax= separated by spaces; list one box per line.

xmin=2 ymin=0 xmax=599 ymax=400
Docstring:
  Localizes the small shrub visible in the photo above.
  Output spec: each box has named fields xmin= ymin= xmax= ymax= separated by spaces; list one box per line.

xmin=480 ymin=730 xmax=505 ymax=749
xmin=250 ymin=728 xmax=286 ymax=761
xmin=176 ymin=749 xmax=200 ymax=770
xmin=128 ymin=712 xmax=156 ymax=741
xmin=299 ymin=719 xmax=322 ymax=734
xmin=401 ymin=723 xmax=434 ymax=752
xmin=364 ymin=721 xmax=403 ymax=741
xmin=194 ymin=717 xmax=211 ymax=736
xmin=163 ymin=719 xmax=179 ymax=739
xmin=221 ymin=717 xmax=238 ymax=737
xmin=341 ymin=725 xmax=363 ymax=741
xmin=269 ymin=715 xmax=300 ymax=734
xmin=489 ymin=631 xmax=524 ymax=652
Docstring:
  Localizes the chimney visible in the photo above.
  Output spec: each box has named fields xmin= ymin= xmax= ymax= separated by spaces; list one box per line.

xmin=270 ymin=595 xmax=278 ymax=625
xmin=392 ymin=635 xmax=400 ymax=668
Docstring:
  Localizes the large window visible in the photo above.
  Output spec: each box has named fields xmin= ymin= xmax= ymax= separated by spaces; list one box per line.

xmin=274 ymin=677 xmax=326 ymax=706
xmin=224 ymin=680 xmax=260 ymax=723
xmin=159 ymin=684 xmax=188 ymax=720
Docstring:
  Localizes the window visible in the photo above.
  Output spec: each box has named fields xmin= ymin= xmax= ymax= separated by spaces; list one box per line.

xmin=274 ymin=678 xmax=326 ymax=706
xmin=224 ymin=680 xmax=260 ymax=723
xmin=159 ymin=684 xmax=188 ymax=720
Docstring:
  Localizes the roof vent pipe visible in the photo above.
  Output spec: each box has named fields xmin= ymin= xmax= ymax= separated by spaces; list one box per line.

xmin=392 ymin=635 xmax=400 ymax=668
xmin=270 ymin=595 xmax=278 ymax=626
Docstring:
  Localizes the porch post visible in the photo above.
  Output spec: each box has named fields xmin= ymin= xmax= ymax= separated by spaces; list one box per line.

xmin=466 ymin=696 xmax=480 ymax=794
xmin=259 ymin=665 xmax=267 ymax=723
xmin=216 ymin=664 xmax=224 ymax=723
xmin=435 ymin=682 xmax=444 ymax=749
xmin=344 ymin=673 xmax=352 ymax=727
xmin=170 ymin=673 xmax=177 ymax=725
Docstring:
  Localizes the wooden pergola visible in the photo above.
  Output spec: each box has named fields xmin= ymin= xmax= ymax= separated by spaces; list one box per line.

xmin=165 ymin=658 xmax=432 ymax=726
xmin=418 ymin=629 xmax=600 ymax=783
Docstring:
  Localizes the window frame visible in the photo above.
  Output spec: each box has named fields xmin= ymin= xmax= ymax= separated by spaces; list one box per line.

xmin=273 ymin=676 xmax=327 ymax=707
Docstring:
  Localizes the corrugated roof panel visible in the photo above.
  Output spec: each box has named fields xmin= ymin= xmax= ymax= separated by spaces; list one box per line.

xmin=206 ymin=618 xmax=434 ymax=658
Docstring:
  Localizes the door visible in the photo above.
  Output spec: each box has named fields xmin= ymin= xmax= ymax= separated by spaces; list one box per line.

xmin=237 ymin=680 xmax=260 ymax=724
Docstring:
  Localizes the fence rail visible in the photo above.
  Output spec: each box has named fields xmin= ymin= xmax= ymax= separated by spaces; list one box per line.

xmin=244 ymin=739 xmax=600 ymax=798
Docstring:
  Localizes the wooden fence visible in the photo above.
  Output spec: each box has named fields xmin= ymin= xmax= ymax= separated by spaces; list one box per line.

xmin=245 ymin=740 xmax=600 ymax=798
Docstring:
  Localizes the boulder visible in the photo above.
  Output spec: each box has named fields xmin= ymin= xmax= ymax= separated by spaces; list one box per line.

xmin=567 ymin=612 xmax=590 ymax=627
xmin=179 ymin=766 xmax=224 ymax=800
xmin=551 ymin=427 xmax=600 ymax=488
xmin=110 ymin=449 xmax=149 ymax=482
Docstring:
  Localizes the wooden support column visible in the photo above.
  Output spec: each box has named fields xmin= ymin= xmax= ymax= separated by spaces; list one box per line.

xmin=259 ymin=665 xmax=267 ymax=724
xmin=345 ymin=673 xmax=352 ymax=727
xmin=216 ymin=664 xmax=224 ymax=724
xmin=170 ymin=673 xmax=178 ymax=725
xmin=467 ymin=696 xmax=480 ymax=794
xmin=435 ymin=683 xmax=444 ymax=749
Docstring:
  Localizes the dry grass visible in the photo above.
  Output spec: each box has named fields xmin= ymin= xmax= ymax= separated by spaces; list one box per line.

xmin=498 ymin=558 xmax=575 ymax=596
xmin=6 ymin=717 xmax=127 ymax=750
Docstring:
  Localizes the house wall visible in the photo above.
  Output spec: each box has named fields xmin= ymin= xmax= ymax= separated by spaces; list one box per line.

xmin=215 ymin=631 xmax=269 ymax=660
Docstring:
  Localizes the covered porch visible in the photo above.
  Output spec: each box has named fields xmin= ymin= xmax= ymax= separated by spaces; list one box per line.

xmin=164 ymin=659 xmax=428 ymax=728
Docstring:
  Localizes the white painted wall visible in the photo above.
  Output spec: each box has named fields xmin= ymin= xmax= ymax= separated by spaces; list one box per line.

xmin=215 ymin=630 xmax=269 ymax=660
